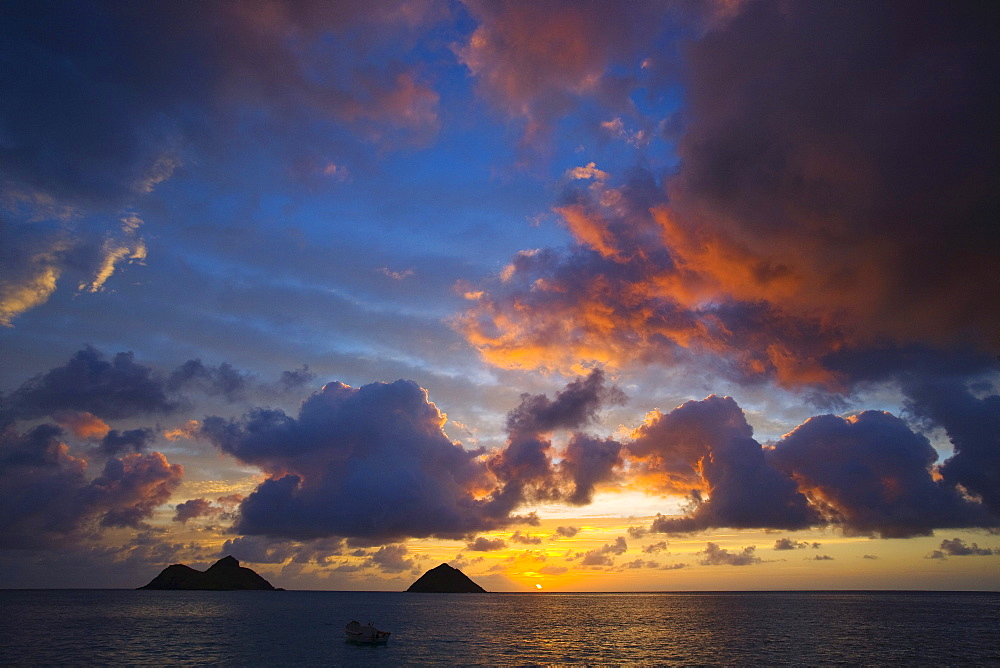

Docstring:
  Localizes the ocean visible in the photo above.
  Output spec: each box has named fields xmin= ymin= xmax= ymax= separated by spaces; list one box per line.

xmin=1 ymin=590 xmax=997 ymax=665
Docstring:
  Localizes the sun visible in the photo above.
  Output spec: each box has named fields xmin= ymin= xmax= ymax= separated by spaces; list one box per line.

xmin=535 ymin=584 xmax=543 ymax=590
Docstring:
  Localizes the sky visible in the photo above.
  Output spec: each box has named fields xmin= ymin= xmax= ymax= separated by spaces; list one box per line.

xmin=1 ymin=0 xmax=998 ymax=591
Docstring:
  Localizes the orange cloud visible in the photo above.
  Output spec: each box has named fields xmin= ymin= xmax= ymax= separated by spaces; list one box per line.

xmin=54 ymin=411 xmax=111 ymax=440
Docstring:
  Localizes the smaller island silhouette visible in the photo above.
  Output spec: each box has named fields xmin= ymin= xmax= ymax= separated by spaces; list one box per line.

xmin=406 ymin=563 xmax=487 ymax=593
xmin=138 ymin=555 xmax=280 ymax=590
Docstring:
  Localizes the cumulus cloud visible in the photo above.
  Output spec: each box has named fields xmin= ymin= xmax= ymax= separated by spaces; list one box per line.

xmin=486 ymin=369 xmax=626 ymax=514
xmin=174 ymin=498 xmax=216 ymax=524
xmin=510 ymin=531 xmax=543 ymax=545
xmin=467 ymin=536 xmax=507 ymax=552
xmin=366 ymin=544 xmax=417 ymax=573
xmin=555 ymin=525 xmax=579 ymax=538
xmin=580 ymin=536 xmax=628 ymax=567
xmin=699 ymin=542 xmax=760 ymax=566
xmin=642 ymin=541 xmax=668 ymax=554
xmin=201 ymin=379 xmax=514 ymax=542
xmin=773 ymin=538 xmax=810 ymax=551
xmin=627 ymin=525 xmax=648 ymax=539
xmin=904 ymin=378 xmax=1000 ymax=516
xmin=936 ymin=538 xmax=996 ymax=557
xmin=770 ymin=411 xmax=994 ymax=538
xmin=618 ymin=391 xmax=998 ymax=538
xmin=633 ymin=395 xmax=818 ymax=533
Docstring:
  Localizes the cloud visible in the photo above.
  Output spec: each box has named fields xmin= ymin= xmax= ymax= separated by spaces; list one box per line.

xmin=467 ymin=536 xmax=507 ymax=551
xmin=510 ymin=531 xmax=543 ymax=545
xmin=624 ymin=392 xmax=997 ymax=538
xmin=580 ymin=536 xmax=628 ymax=567
xmin=769 ymin=411 xmax=995 ymax=537
xmin=642 ymin=541 xmax=668 ymax=555
xmin=904 ymin=378 xmax=1000 ymax=516
xmin=665 ymin=1 xmax=1000 ymax=351
xmin=98 ymin=428 xmax=155 ymax=456
xmin=174 ymin=498 xmax=216 ymax=524
xmin=167 ymin=359 xmax=255 ymax=402
xmin=278 ymin=366 xmax=316 ymax=392
xmin=486 ymin=369 xmax=626 ymax=514
xmin=554 ymin=525 xmax=579 ymax=538
xmin=773 ymin=538 xmax=809 ymax=551
xmin=632 ymin=395 xmax=818 ymax=533
xmin=0 ymin=423 xmax=183 ymax=547
xmin=2 ymin=347 xmax=319 ymax=432
xmin=457 ymin=2 xmax=1000 ymax=400
xmin=456 ymin=1 xmax=680 ymax=151
xmin=627 ymin=525 xmax=648 ymax=539
xmin=559 ymin=434 xmax=623 ymax=505
xmin=0 ymin=217 xmax=71 ymax=327
xmin=1 ymin=1 xmax=446 ymax=323
xmin=201 ymin=379 xmax=514 ymax=542
xmin=936 ymin=538 xmax=995 ymax=557
xmin=77 ymin=214 xmax=147 ymax=294
xmin=698 ymin=542 xmax=760 ymax=566
xmin=3 ymin=347 xmax=179 ymax=423
xmin=366 ymin=544 xmax=417 ymax=573
xmin=53 ymin=411 xmax=110 ymax=440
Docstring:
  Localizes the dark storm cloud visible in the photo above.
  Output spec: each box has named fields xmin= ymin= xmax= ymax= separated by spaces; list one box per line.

xmin=201 ymin=379 xmax=514 ymax=542
xmin=461 ymin=1 xmax=1000 ymax=395
xmin=769 ymin=411 xmax=994 ymax=538
xmin=0 ymin=424 xmax=183 ymax=547
xmin=670 ymin=0 xmax=1000 ymax=349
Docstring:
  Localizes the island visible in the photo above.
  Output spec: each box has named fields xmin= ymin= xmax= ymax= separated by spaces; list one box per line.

xmin=406 ymin=563 xmax=487 ymax=593
xmin=138 ymin=555 xmax=280 ymax=590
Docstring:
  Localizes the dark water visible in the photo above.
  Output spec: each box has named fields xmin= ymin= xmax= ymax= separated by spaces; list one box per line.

xmin=1 ymin=590 xmax=997 ymax=665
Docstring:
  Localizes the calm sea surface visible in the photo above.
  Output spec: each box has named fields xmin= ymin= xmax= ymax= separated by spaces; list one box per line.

xmin=1 ymin=590 xmax=997 ymax=666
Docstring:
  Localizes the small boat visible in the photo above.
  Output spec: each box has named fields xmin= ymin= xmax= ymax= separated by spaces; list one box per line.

xmin=345 ymin=620 xmax=391 ymax=644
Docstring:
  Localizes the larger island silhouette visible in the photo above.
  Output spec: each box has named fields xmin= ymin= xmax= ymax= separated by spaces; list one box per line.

xmin=138 ymin=556 xmax=279 ymax=590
